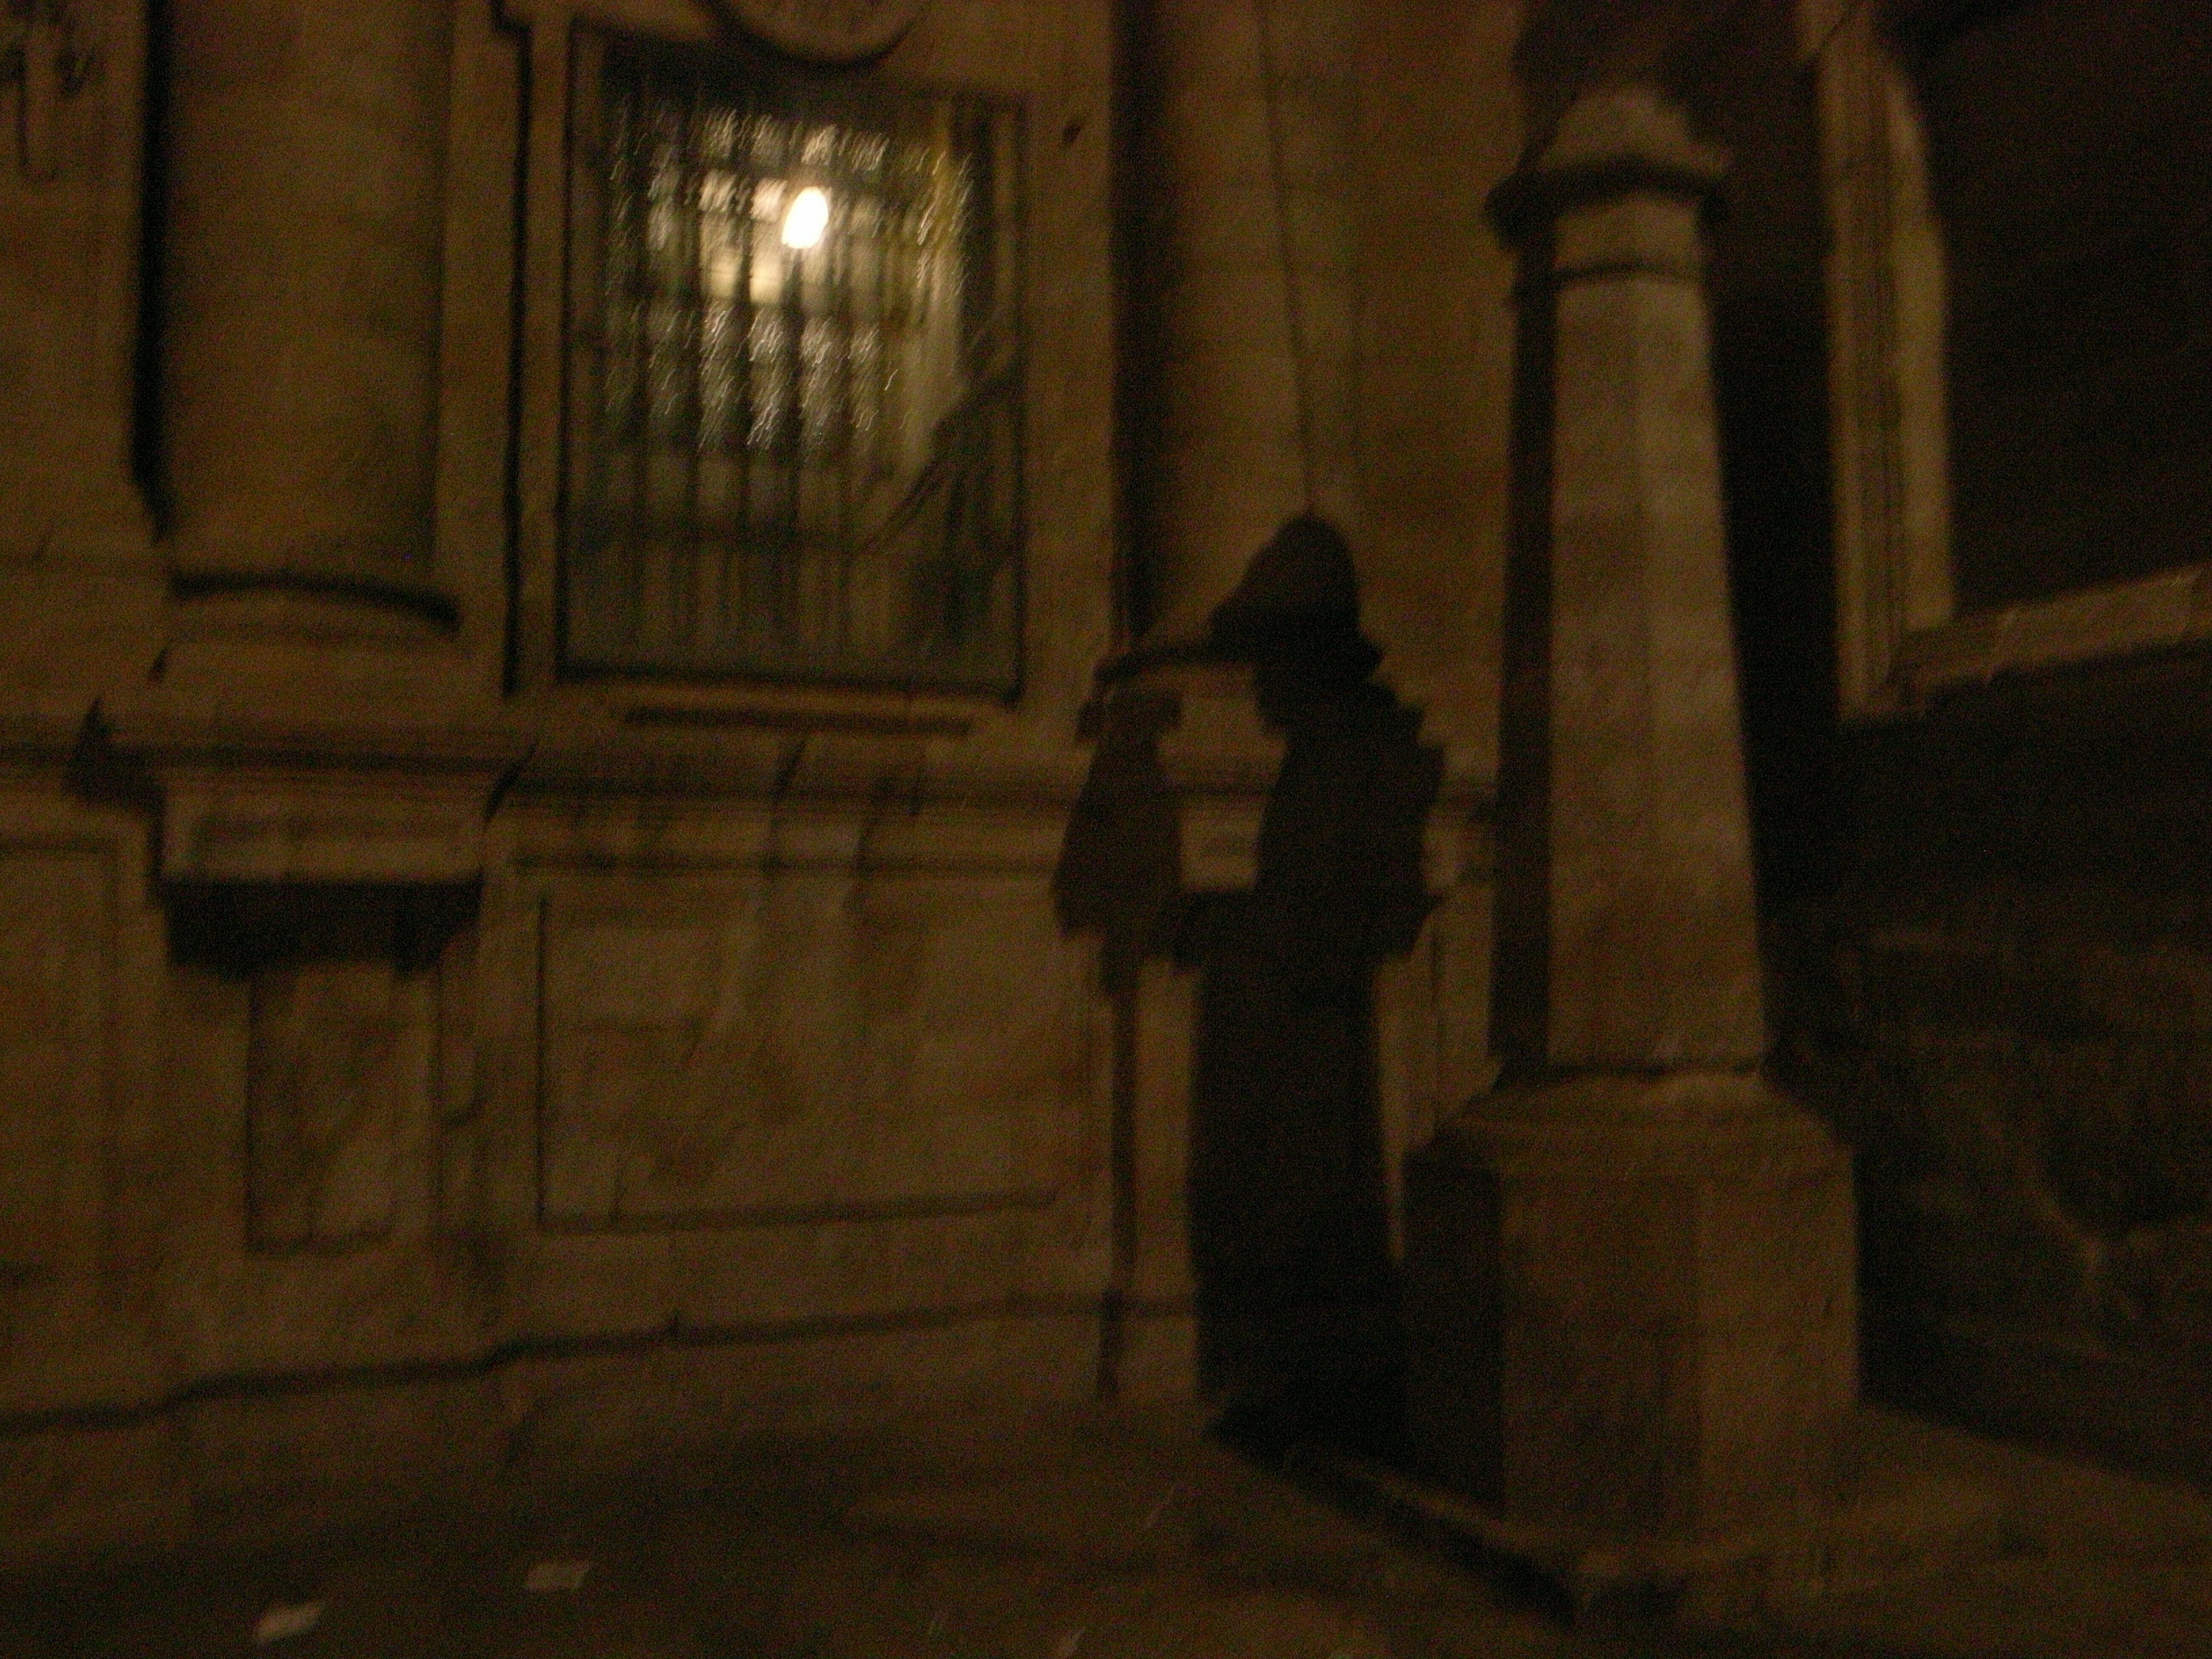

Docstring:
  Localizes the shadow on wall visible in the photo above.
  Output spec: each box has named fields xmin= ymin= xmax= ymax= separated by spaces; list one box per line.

xmin=1058 ymin=516 xmax=1441 ymax=1457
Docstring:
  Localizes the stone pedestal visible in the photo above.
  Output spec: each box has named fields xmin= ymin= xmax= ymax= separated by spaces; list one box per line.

xmin=1404 ymin=88 xmax=1859 ymax=1548
xmin=1406 ymin=1072 xmax=1855 ymax=1539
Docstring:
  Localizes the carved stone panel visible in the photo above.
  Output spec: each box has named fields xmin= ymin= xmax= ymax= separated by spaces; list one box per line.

xmin=0 ymin=846 xmax=112 ymax=1355
xmin=246 ymin=959 xmax=433 ymax=1252
xmin=539 ymin=872 xmax=1086 ymax=1228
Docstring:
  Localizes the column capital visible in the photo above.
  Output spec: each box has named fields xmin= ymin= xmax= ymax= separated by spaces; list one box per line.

xmin=1488 ymin=85 xmax=1728 ymax=245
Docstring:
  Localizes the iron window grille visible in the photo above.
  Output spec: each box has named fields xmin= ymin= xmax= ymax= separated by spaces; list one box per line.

xmin=565 ymin=36 xmax=1023 ymax=691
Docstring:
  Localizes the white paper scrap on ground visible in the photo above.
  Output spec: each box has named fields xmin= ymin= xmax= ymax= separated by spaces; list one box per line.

xmin=524 ymin=1559 xmax=593 ymax=1593
xmin=252 ymin=1601 xmax=324 ymax=1645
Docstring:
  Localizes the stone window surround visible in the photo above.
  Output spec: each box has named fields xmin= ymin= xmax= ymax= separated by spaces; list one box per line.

xmin=1800 ymin=0 xmax=2212 ymax=719
xmin=563 ymin=31 xmax=1024 ymax=692
xmin=499 ymin=0 xmax=1027 ymax=728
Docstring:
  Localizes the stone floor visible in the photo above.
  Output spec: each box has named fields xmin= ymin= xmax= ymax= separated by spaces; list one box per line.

xmin=1 ymin=1402 xmax=2208 ymax=1659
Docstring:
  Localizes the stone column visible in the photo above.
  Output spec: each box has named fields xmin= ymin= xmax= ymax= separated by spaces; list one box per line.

xmin=1073 ymin=0 xmax=1361 ymax=1397
xmin=1799 ymin=0 xmax=1955 ymax=717
xmin=1404 ymin=88 xmax=1857 ymax=1544
xmin=1143 ymin=0 xmax=1358 ymax=642
xmin=1075 ymin=0 xmax=1366 ymax=1402
xmin=157 ymin=0 xmax=452 ymax=605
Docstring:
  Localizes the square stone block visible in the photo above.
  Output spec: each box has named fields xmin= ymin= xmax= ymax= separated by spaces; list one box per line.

xmin=1405 ymin=1071 xmax=1857 ymax=1541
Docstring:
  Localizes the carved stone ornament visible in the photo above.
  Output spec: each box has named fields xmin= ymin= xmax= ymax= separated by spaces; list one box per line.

xmin=709 ymin=0 xmax=923 ymax=63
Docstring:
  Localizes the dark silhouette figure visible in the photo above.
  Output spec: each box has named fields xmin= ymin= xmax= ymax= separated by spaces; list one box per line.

xmin=1056 ymin=515 xmax=1441 ymax=1450
xmin=1187 ymin=516 xmax=1442 ymax=1456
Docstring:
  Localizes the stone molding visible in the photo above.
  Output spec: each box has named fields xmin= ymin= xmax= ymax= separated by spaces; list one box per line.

xmin=79 ymin=706 xmax=531 ymax=884
xmin=1802 ymin=0 xmax=1956 ymax=718
xmin=1893 ymin=562 xmax=2212 ymax=704
xmin=702 ymin=0 xmax=922 ymax=63
xmin=1433 ymin=1070 xmax=1849 ymax=1181
xmin=1488 ymin=86 xmax=1726 ymax=247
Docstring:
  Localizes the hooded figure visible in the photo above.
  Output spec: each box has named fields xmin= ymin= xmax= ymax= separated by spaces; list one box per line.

xmin=1185 ymin=514 xmax=1442 ymax=1453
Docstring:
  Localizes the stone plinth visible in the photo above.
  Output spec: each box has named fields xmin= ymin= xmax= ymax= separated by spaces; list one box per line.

xmin=1405 ymin=1072 xmax=1855 ymax=1539
xmin=1404 ymin=86 xmax=1862 ymax=1556
xmin=78 ymin=703 xmax=529 ymax=885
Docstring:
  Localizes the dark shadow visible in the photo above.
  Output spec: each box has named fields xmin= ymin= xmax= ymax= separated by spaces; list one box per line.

xmin=164 ymin=881 xmax=478 ymax=980
xmin=1053 ymin=684 xmax=1183 ymax=1400
xmin=131 ymin=0 xmax=173 ymax=532
xmin=1184 ymin=518 xmax=1441 ymax=1461
xmin=1190 ymin=688 xmax=1439 ymax=1460
xmin=1056 ymin=517 xmax=1441 ymax=1460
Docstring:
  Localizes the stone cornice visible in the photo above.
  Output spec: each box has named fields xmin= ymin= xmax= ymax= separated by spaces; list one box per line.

xmin=75 ymin=702 xmax=532 ymax=884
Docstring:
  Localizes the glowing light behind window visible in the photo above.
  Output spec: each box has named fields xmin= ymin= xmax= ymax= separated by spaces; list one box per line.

xmin=781 ymin=185 xmax=830 ymax=250
xmin=579 ymin=59 xmax=1022 ymax=689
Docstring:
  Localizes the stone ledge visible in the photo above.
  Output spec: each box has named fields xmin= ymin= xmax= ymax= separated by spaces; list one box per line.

xmin=1426 ymin=1071 xmax=1850 ymax=1179
xmin=74 ymin=705 xmax=531 ymax=884
xmin=1286 ymin=1411 xmax=2005 ymax=1628
xmin=0 ymin=1302 xmax=1114 ymax=1568
xmin=1894 ymin=560 xmax=2212 ymax=708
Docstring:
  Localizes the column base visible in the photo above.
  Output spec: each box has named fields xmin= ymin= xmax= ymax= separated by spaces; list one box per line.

xmin=1293 ymin=1405 xmax=2002 ymax=1626
xmin=1403 ymin=1070 xmax=1858 ymax=1541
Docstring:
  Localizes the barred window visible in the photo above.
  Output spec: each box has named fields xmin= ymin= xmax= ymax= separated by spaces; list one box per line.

xmin=566 ymin=39 xmax=1023 ymax=690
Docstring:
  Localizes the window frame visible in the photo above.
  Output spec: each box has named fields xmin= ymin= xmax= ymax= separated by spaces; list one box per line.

xmin=1802 ymin=0 xmax=2212 ymax=719
xmin=521 ymin=14 xmax=1029 ymax=700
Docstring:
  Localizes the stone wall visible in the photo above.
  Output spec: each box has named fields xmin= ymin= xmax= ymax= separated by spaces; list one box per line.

xmin=1770 ymin=657 xmax=2212 ymax=1486
xmin=0 ymin=0 xmax=1512 ymax=1564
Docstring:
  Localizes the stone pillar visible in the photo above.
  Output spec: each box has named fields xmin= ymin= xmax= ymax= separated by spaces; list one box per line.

xmin=157 ymin=0 xmax=452 ymax=601
xmin=1404 ymin=88 xmax=1857 ymax=1543
xmin=1078 ymin=0 xmax=1367 ymax=1402
xmin=1143 ymin=0 xmax=1358 ymax=642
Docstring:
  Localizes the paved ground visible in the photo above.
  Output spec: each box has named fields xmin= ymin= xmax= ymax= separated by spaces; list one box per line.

xmin=1 ymin=1403 xmax=2207 ymax=1658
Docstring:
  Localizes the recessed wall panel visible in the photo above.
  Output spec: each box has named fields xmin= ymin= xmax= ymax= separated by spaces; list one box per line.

xmin=539 ymin=873 xmax=1084 ymax=1228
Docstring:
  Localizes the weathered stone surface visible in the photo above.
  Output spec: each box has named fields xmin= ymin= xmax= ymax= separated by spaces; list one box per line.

xmin=537 ymin=872 xmax=1088 ymax=1227
xmin=246 ymin=957 xmax=431 ymax=1252
xmin=1517 ymin=87 xmax=1763 ymax=1073
xmin=0 ymin=847 xmax=112 ymax=1301
xmin=0 ymin=0 xmax=1530 ymax=1570
xmin=1135 ymin=0 xmax=1360 ymax=645
xmin=1777 ymin=847 xmax=2212 ymax=1480
xmin=158 ymin=0 xmax=454 ymax=586
xmin=1406 ymin=84 xmax=1858 ymax=1548
xmin=0 ymin=0 xmax=154 ymax=565
xmin=1407 ymin=1073 xmax=1856 ymax=1538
